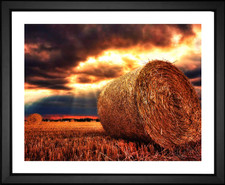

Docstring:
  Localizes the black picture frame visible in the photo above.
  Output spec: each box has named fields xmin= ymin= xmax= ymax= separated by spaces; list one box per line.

xmin=1 ymin=1 xmax=224 ymax=184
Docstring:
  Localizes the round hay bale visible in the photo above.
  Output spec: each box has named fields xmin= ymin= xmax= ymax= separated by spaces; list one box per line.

xmin=27 ymin=113 xmax=42 ymax=125
xmin=97 ymin=60 xmax=201 ymax=150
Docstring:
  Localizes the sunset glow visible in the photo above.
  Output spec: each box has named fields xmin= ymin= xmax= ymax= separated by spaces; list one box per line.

xmin=25 ymin=24 xmax=201 ymax=118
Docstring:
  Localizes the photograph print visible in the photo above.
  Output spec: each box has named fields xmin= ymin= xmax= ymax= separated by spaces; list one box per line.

xmin=25 ymin=24 xmax=201 ymax=161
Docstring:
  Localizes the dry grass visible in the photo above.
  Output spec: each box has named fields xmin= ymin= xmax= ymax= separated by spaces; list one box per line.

xmin=25 ymin=121 xmax=201 ymax=161
xmin=98 ymin=60 xmax=201 ymax=150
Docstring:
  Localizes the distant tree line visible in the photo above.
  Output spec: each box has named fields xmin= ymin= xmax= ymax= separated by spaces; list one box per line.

xmin=42 ymin=118 xmax=100 ymax=122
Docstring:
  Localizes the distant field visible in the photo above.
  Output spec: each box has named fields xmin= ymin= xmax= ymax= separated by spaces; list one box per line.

xmin=25 ymin=121 xmax=201 ymax=161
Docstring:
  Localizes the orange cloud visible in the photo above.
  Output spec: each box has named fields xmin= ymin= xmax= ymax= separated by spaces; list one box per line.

xmin=66 ymin=25 xmax=201 ymax=92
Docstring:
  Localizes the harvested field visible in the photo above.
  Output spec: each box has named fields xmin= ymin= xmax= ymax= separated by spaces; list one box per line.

xmin=25 ymin=121 xmax=201 ymax=161
xmin=98 ymin=60 xmax=201 ymax=150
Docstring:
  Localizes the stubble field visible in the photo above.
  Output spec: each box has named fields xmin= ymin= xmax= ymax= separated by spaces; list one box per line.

xmin=25 ymin=121 xmax=201 ymax=161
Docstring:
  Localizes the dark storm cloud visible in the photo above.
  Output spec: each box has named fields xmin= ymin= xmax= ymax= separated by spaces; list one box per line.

xmin=25 ymin=24 xmax=196 ymax=88
xmin=184 ymin=68 xmax=201 ymax=79
xmin=25 ymin=58 xmax=71 ymax=89
xmin=76 ymin=76 xmax=93 ymax=83
xmin=176 ymin=25 xmax=193 ymax=35
xmin=28 ymin=78 xmax=72 ymax=90
xmin=78 ymin=65 xmax=123 ymax=78
xmin=190 ymin=76 xmax=201 ymax=87
xmin=75 ymin=63 xmax=124 ymax=83
xmin=76 ymin=75 xmax=107 ymax=84
xmin=191 ymin=79 xmax=201 ymax=86
xmin=25 ymin=95 xmax=98 ymax=116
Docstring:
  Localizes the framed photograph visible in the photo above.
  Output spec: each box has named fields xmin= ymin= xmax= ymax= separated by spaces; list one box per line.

xmin=1 ymin=1 xmax=224 ymax=184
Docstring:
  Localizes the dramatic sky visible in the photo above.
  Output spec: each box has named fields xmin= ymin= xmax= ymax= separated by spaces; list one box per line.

xmin=25 ymin=24 xmax=201 ymax=119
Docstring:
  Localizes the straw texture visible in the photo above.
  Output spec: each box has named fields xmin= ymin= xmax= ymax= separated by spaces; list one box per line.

xmin=27 ymin=113 xmax=42 ymax=125
xmin=98 ymin=60 xmax=201 ymax=149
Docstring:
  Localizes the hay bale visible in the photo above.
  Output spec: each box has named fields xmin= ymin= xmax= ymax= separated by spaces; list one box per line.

xmin=27 ymin=113 xmax=42 ymax=125
xmin=98 ymin=60 xmax=201 ymax=150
